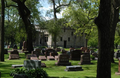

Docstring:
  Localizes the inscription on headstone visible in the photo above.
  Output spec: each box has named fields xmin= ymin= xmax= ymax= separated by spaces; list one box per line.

xmin=24 ymin=60 xmax=41 ymax=70
xmin=55 ymin=54 xmax=71 ymax=66
xmin=79 ymin=53 xmax=91 ymax=65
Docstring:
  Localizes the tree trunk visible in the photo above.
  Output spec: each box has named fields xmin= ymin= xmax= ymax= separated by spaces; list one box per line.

xmin=12 ymin=0 xmax=34 ymax=53
xmin=94 ymin=0 xmax=114 ymax=78
xmin=110 ymin=0 xmax=120 ymax=63
xmin=0 ymin=0 xmax=5 ymax=61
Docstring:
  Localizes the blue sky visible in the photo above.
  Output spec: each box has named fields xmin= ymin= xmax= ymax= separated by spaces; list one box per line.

xmin=39 ymin=0 xmax=63 ymax=20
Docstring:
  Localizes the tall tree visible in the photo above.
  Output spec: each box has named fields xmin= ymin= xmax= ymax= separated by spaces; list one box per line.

xmin=47 ymin=0 xmax=71 ymax=48
xmin=94 ymin=0 xmax=114 ymax=78
xmin=110 ymin=0 xmax=120 ymax=63
xmin=11 ymin=0 xmax=35 ymax=53
xmin=0 ymin=0 xmax=5 ymax=61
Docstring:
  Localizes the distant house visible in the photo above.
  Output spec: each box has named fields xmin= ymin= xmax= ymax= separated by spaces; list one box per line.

xmin=34 ymin=25 xmax=87 ymax=48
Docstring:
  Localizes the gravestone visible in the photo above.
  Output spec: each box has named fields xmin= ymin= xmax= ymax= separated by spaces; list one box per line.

xmin=70 ymin=50 xmax=82 ymax=60
xmin=39 ymin=56 xmax=47 ymax=61
xmin=41 ymin=63 xmax=46 ymax=67
xmin=79 ymin=53 xmax=91 ymax=65
xmin=26 ymin=54 xmax=37 ymax=59
xmin=31 ymin=50 xmax=40 ymax=57
xmin=55 ymin=54 xmax=71 ymax=66
xmin=12 ymin=65 xmax=23 ymax=68
xmin=9 ymin=50 xmax=19 ymax=60
xmin=30 ymin=57 xmax=39 ymax=60
xmin=65 ymin=65 xmax=83 ymax=71
xmin=55 ymin=56 xmax=58 ymax=60
xmin=115 ymin=59 xmax=120 ymax=75
xmin=47 ymin=56 xmax=55 ymax=60
xmin=24 ymin=60 xmax=41 ymax=70
xmin=22 ymin=41 xmax=27 ymax=52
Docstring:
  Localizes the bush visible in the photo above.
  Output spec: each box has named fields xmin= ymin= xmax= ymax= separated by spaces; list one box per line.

xmin=10 ymin=67 xmax=49 ymax=78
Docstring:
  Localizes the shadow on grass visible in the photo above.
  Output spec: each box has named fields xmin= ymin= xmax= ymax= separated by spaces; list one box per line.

xmin=49 ymin=77 xmax=96 ymax=78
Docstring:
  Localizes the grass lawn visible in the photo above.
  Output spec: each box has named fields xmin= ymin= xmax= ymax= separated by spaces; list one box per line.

xmin=0 ymin=52 xmax=120 ymax=78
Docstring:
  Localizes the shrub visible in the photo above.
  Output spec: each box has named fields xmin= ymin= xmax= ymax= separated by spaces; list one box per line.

xmin=10 ymin=67 xmax=49 ymax=78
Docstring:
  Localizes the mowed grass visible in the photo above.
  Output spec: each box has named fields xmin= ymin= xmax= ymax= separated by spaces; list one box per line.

xmin=0 ymin=52 xmax=120 ymax=78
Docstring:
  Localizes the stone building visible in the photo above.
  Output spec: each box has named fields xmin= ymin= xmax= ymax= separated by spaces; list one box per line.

xmin=34 ymin=26 xmax=87 ymax=48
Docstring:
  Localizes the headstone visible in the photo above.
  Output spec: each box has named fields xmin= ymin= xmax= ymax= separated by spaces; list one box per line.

xmin=44 ymin=48 xmax=57 ymax=57
xmin=65 ymin=65 xmax=83 ymax=71
xmin=55 ymin=54 xmax=71 ymax=66
xmin=115 ymin=58 xmax=120 ymax=75
xmin=9 ymin=50 xmax=19 ymax=60
xmin=9 ymin=54 xmax=19 ymax=60
xmin=26 ymin=54 xmax=37 ymax=59
xmin=41 ymin=63 xmax=46 ymax=67
xmin=12 ymin=65 xmax=23 ymax=68
xmin=39 ymin=56 xmax=47 ymax=61
xmin=22 ymin=41 xmax=27 ymax=52
xmin=55 ymin=56 xmax=58 ymax=60
xmin=70 ymin=50 xmax=82 ymax=60
xmin=47 ymin=56 xmax=55 ymax=60
xmin=31 ymin=50 xmax=40 ymax=57
xmin=79 ymin=53 xmax=91 ymax=65
xmin=24 ymin=60 xmax=41 ymax=70
xmin=30 ymin=57 xmax=39 ymax=60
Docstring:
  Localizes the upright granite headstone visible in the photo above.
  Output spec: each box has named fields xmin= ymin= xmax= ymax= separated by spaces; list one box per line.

xmin=22 ymin=41 xmax=27 ymax=52
xmin=70 ymin=50 xmax=82 ymax=60
xmin=9 ymin=50 xmax=19 ymax=60
xmin=24 ymin=60 xmax=41 ymax=70
xmin=55 ymin=54 xmax=71 ymax=66
xmin=79 ymin=53 xmax=91 ymax=65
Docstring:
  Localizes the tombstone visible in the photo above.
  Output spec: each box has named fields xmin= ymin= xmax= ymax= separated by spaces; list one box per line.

xmin=80 ymin=47 xmax=88 ymax=52
xmin=24 ymin=60 xmax=41 ymax=70
xmin=30 ymin=57 xmax=39 ymax=60
xmin=9 ymin=50 xmax=19 ymax=60
xmin=41 ymin=63 xmax=46 ymax=67
xmin=31 ymin=49 xmax=40 ymax=57
xmin=55 ymin=56 xmax=58 ymax=60
xmin=13 ymin=44 xmax=17 ymax=50
xmin=44 ymin=48 xmax=57 ymax=57
xmin=26 ymin=54 xmax=37 ymax=59
xmin=115 ymin=58 xmax=120 ymax=75
xmin=47 ymin=56 xmax=55 ymax=60
xmin=12 ymin=65 xmax=24 ymax=68
xmin=65 ymin=65 xmax=83 ymax=71
xmin=79 ymin=53 xmax=91 ymax=65
xmin=22 ymin=41 xmax=27 ymax=52
xmin=55 ymin=54 xmax=71 ymax=66
xmin=70 ymin=50 xmax=82 ymax=60
xmin=39 ymin=56 xmax=47 ymax=61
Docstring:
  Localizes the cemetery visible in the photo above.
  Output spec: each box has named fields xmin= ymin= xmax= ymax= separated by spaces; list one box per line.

xmin=0 ymin=0 xmax=120 ymax=78
xmin=0 ymin=46 xmax=120 ymax=78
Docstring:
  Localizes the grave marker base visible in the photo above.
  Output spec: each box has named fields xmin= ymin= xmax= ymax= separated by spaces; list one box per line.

xmin=65 ymin=65 xmax=83 ymax=71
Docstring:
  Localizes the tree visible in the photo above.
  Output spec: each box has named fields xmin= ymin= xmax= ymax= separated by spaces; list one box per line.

xmin=0 ymin=0 xmax=5 ymax=61
xmin=94 ymin=0 xmax=115 ymax=77
xmin=46 ymin=0 xmax=71 ymax=48
xmin=46 ymin=19 xmax=65 ymax=48
xmin=62 ymin=0 xmax=99 ymax=47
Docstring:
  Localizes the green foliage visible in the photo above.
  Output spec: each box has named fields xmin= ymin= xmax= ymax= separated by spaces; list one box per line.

xmin=46 ymin=19 xmax=63 ymax=42
xmin=62 ymin=0 xmax=99 ymax=37
xmin=10 ymin=67 xmax=49 ymax=78
xmin=87 ymin=28 xmax=98 ymax=48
